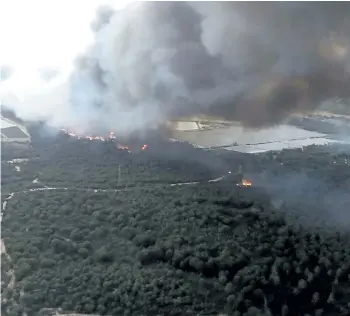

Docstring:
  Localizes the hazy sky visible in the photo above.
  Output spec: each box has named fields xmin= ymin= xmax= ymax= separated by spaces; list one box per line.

xmin=0 ymin=0 xmax=133 ymax=72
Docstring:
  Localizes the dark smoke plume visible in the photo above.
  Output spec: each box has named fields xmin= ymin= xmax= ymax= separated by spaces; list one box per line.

xmin=2 ymin=2 xmax=350 ymax=135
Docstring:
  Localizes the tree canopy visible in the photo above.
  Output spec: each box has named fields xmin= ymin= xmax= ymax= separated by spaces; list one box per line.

xmin=1 ymin=130 xmax=350 ymax=316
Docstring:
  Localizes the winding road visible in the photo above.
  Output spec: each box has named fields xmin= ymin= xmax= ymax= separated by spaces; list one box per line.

xmin=2 ymin=176 xmax=228 ymax=212
xmin=1 ymin=158 xmax=238 ymax=315
xmin=1 ymin=170 xmax=230 ymax=254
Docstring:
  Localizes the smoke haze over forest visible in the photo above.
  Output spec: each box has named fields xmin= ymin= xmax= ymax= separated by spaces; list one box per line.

xmin=1 ymin=2 xmax=350 ymax=135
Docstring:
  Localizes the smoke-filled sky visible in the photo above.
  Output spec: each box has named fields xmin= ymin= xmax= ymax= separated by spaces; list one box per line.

xmin=1 ymin=1 xmax=350 ymax=135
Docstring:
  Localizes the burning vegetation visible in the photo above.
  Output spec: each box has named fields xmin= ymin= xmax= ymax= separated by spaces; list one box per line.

xmin=60 ymin=129 xmax=116 ymax=141
xmin=237 ymin=179 xmax=253 ymax=187
xmin=61 ymin=128 xmax=148 ymax=153
xmin=2 ymin=127 xmax=350 ymax=316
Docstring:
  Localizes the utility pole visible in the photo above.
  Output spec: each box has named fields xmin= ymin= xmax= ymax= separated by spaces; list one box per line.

xmin=238 ymin=164 xmax=243 ymax=183
xmin=118 ymin=164 xmax=121 ymax=185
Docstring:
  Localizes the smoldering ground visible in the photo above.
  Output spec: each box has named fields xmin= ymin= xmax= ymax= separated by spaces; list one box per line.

xmin=2 ymin=1 xmax=350 ymax=136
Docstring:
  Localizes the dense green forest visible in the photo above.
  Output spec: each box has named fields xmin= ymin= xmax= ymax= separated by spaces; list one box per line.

xmin=1 ymin=130 xmax=350 ymax=316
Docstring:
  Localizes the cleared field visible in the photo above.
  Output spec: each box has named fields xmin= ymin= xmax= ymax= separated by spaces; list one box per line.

xmin=172 ymin=123 xmax=333 ymax=150
xmin=225 ymin=138 xmax=347 ymax=153
xmin=1 ymin=116 xmax=31 ymax=143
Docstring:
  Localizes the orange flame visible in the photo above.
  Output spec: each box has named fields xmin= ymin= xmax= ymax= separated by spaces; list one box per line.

xmin=141 ymin=144 xmax=148 ymax=150
xmin=237 ymin=179 xmax=252 ymax=187
xmin=242 ymin=179 xmax=252 ymax=187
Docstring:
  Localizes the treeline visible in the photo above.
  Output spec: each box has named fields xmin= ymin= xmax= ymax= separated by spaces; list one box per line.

xmin=2 ymin=130 xmax=350 ymax=193
xmin=2 ymin=130 xmax=350 ymax=315
xmin=2 ymin=184 xmax=350 ymax=316
xmin=2 ymin=133 xmax=229 ymax=191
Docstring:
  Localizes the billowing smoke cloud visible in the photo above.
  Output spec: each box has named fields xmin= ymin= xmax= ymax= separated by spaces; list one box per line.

xmin=0 ymin=65 xmax=15 ymax=82
xmin=2 ymin=2 xmax=350 ymax=135
xmin=38 ymin=67 xmax=61 ymax=82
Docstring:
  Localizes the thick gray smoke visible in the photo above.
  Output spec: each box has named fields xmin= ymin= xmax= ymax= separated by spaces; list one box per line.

xmin=0 ymin=65 xmax=14 ymax=82
xmin=38 ymin=67 xmax=61 ymax=82
xmin=250 ymin=170 xmax=350 ymax=230
xmin=3 ymin=2 xmax=350 ymax=135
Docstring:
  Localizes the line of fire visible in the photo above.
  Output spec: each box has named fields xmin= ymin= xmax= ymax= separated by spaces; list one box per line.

xmin=60 ymin=129 xmax=252 ymax=188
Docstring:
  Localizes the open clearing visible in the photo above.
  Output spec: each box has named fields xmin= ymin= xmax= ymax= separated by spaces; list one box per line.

xmin=172 ymin=123 xmax=347 ymax=153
